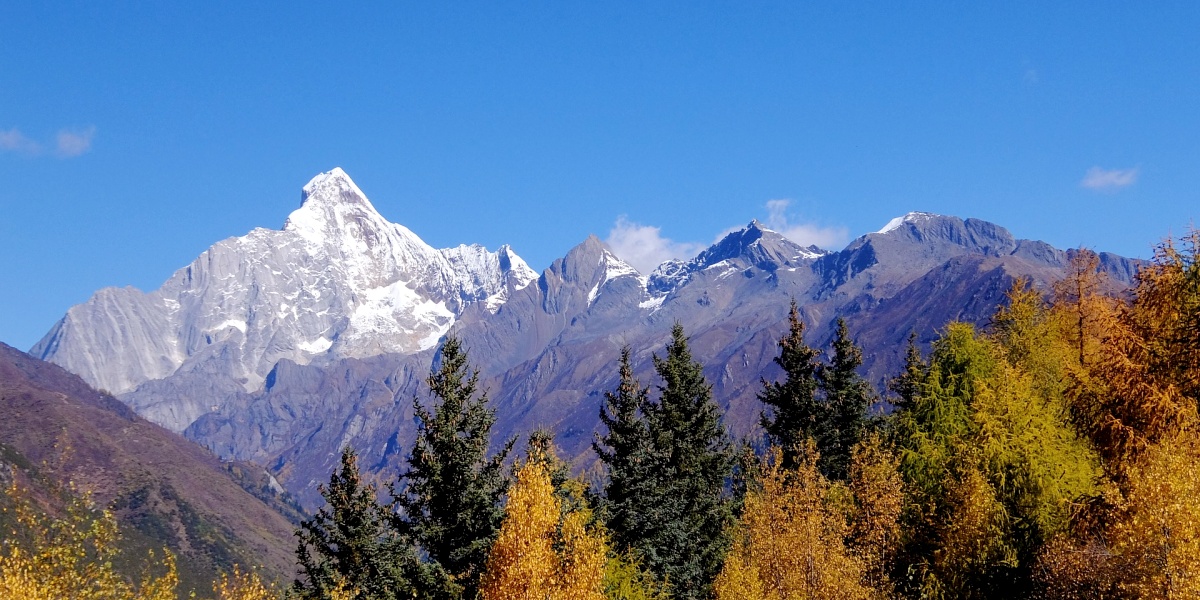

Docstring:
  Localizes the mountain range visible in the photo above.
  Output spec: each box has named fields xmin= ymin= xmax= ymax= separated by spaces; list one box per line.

xmin=30 ymin=168 xmax=1139 ymax=508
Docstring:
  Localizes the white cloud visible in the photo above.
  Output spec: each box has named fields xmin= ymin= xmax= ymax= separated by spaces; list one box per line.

xmin=763 ymin=199 xmax=849 ymax=249
xmin=56 ymin=126 xmax=96 ymax=158
xmin=1081 ymin=166 xmax=1138 ymax=192
xmin=605 ymin=216 xmax=705 ymax=274
xmin=0 ymin=128 xmax=42 ymax=155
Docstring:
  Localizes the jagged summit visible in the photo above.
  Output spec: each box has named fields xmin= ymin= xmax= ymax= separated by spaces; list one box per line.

xmin=285 ymin=167 xmax=394 ymax=243
xmin=33 ymin=168 xmax=538 ymax=430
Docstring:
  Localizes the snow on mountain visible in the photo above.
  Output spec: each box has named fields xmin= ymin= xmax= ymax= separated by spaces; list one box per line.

xmin=876 ymin=211 xmax=940 ymax=235
xmin=32 ymin=168 xmax=536 ymax=430
xmin=646 ymin=220 xmax=825 ymax=296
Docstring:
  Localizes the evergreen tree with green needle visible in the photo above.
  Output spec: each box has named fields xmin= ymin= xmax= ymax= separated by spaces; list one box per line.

xmin=594 ymin=346 xmax=660 ymax=571
xmin=758 ymin=300 xmax=823 ymax=469
xmin=818 ymin=317 xmax=876 ymax=480
xmin=642 ymin=323 xmax=734 ymax=600
xmin=396 ymin=336 xmax=513 ymax=599
xmin=889 ymin=331 xmax=928 ymax=411
xmin=294 ymin=447 xmax=432 ymax=600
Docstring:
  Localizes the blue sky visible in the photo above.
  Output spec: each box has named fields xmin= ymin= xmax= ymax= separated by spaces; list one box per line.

xmin=2 ymin=2 xmax=1198 ymax=350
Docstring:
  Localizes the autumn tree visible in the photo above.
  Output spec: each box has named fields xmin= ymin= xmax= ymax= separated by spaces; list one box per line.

xmin=214 ymin=565 xmax=280 ymax=600
xmin=0 ymin=484 xmax=178 ymax=600
xmin=713 ymin=444 xmax=875 ymax=600
xmin=294 ymin=447 xmax=429 ymax=600
xmin=1037 ymin=232 xmax=1200 ymax=599
xmin=895 ymin=320 xmax=1098 ymax=598
xmin=396 ymin=336 xmax=513 ymax=598
xmin=758 ymin=300 xmax=822 ymax=469
xmin=480 ymin=449 xmax=607 ymax=600
xmin=847 ymin=433 xmax=903 ymax=594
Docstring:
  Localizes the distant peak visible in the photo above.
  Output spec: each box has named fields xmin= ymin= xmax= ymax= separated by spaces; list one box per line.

xmin=300 ymin=167 xmax=368 ymax=206
xmin=876 ymin=211 xmax=941 ymax=235
xmin=285 ymin=168 xmax=389 ymax=240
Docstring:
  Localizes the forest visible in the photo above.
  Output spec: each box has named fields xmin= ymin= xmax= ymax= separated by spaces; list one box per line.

xmin=2 ymin=231 xmax=1198 ymax=599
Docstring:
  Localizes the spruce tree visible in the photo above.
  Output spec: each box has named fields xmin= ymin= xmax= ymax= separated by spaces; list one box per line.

xmin=818 ymin=318 xmax=875 ymax=480
xmin=294 ymin=447 xmax=430 ymax=600
xmin=889 ymin=331 xmax=927 ymax=411
xmin=643 ymin=323 xmax=734 ymax=600
xmin=758 ymin=300 xmax=823 ymax=468
xmin=396 ymin=336 xmax=512 ymax=599
xmin=594 ymin=346 xmax=658 ymax=566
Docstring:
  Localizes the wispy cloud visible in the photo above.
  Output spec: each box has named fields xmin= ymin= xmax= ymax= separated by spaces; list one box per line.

xmin=762 ymin=199 xmax=849 ymax=249
xmin=56 ymin=126 xmax=96 ymax=157
xmin=0 ymin=128 xmax=43 ymax=156
xmin=1081 ymin=166 xmax=1138 ymax=192
xmin=605 ymin=216 xmax=705 ymax=274
xmin=0 ymin=126 xmax=96 ymax=159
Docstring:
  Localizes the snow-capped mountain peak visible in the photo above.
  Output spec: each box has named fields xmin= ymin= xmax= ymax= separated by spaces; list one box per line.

xmin=876 ymin=211 xmax=941 ymax=235
xmin=32 ymin=168 xmax=538 ymax=431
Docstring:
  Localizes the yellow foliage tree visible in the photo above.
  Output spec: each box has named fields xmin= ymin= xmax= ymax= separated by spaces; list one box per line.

xmin=848 ymin=433 xmax=903 ymax=594
xmin=1039 ymin=433 xmax=1200 ymax=599
xmin=1037 ymin=233 xmax=1200 ymax=598
xmin=213 ymin=564 xmax=283 ymax=600
xmin=714 ymin=445 xmax=878 ymax=600
xmin=480 ymin=454 xmax=607 ymax=600
xmin=0 ymin=484 xmax=178 ymax=600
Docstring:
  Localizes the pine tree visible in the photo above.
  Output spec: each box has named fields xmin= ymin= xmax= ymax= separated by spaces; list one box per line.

xmin=293 ymin=447 xmax=427 ymax=600
xmin=758 ymin=300 xmax=823 ymax=469
xmin=641 ymin=323 xmax=734 ymax=600
xmin=889 ymin=331 xmax=927 ymax=411
xmin=817 ymin=318 xmax=875 ymax=480
xmin=396 ymin=336 xmax=512 ymax=599
xmin=594 ymin=346 xmax=658 ymax=560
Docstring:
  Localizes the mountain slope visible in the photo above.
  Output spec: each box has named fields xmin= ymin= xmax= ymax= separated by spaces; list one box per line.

xmin=0 ymin=343 xmax=299 ymax=593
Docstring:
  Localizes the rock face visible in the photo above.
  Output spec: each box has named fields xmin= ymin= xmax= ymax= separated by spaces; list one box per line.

xmin=33 ymin=170 xmax=1140 ymax=508
xmin=32 ymin=168 xmax=536 ymax=431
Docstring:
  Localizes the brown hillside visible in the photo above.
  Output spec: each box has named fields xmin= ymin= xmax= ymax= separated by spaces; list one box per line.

xmin=0 ymin=342 xmax=298 ymax=595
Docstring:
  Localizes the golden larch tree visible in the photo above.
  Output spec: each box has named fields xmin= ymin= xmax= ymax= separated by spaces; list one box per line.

xmin=714 ymin=445 xmax=877 ymax=600
xmin=480 ymin=453 xmax=607 ymax=600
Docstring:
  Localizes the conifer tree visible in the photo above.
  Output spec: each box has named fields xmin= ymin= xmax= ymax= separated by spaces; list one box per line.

xmin=480 ymin=447 xmax=607 ymax=600
xmin=758 ymin=300 xmax=822 ymax=469
xmin=396 ymin=336 xmax=512 ymax=599
xmin=294 ymin=447 xmax=427 ymax=600
xmin=713 ymin=445 xmax=876 ymax=600
xmin=817 ymin=318 xmax=875 ymax=480
xmin=594 ymin=346 xmax=657 ymax=560
xmin=641 ymin=323 xmax=734 ymax=600
xmin=889 ymin=331 xmax=927 ymax=411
